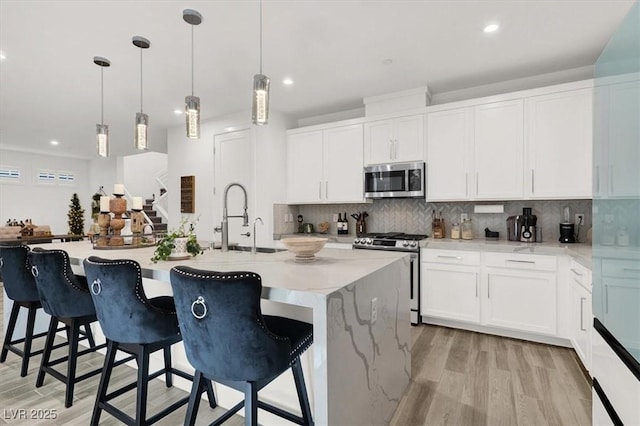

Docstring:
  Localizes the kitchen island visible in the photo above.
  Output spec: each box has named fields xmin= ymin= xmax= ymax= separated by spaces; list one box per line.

xmin=34 ymin=241 xmax=412 ymax=425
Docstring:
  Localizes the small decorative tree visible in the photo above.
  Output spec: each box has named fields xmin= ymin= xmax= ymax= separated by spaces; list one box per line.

xmin=67 ymin=193 xmax=85 ymax=235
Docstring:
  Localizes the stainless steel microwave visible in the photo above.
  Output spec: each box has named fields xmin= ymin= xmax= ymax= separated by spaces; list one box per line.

xmin=363 ymin=162 xmax=425 ymax=199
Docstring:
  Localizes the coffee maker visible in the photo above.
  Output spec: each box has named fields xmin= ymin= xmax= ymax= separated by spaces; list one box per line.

xmin=519 ymin=207 xmax=537 ymax=243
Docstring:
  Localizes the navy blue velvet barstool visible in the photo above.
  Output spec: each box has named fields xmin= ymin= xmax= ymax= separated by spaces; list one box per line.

xmin=170 ymin=266 xmax=314 ymax=426
xmin=0 ymin=244 xmax=65 ymax=377
xmin=83 ymin=256 xmax=215 ymax=426
xmin=28 ymin=248 xmax=103 ymax=408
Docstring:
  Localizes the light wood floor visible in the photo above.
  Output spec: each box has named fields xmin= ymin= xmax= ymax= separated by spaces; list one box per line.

xmin=390 ymin=324 xmax=592 ymax=426
xmin=1 ymin=286 xmax=591 ymax=425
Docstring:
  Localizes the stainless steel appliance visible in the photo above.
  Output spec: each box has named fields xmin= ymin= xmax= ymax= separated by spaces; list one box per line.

xmin=363 ymin=162 xmax=425 ymax=199
xmin=519 ymin=207 xmax=537 ymax=243
xmin=353 ymin=232 xmax=427 ymax=325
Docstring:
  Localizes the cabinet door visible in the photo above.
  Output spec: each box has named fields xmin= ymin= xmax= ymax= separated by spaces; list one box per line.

xmin=323 ymin=124 xmax=364 ymax=202
xmin=286 ymin=131 xmax=324 ymax=203
xmin=526 ymin=88 xmax=593 ymax=199
xmin=394 ymin=115 xmax=424 ymax=162
xmin=483 ymin=268 xmax=557 ymax=335
xmin=364 ymin=119 xmax=394 ymax=164
xmin=474 ymin=100 xmax=524 ymax=200
xmin=571 ymin=280 xmax=592 ymax=371
xmin=421 ymin=263 xmax=480 ymax=323
xmin=607 ymin=81 xmax=640 ymax=198
xmin=426 ymin=108 xmax=472 ymax=200
xmin=603 ymin=277 xmax=640 ymax=353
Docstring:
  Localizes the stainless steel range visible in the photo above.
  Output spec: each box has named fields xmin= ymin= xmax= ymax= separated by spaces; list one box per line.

xmin=353 ymin=232 xmax=427 ymax=325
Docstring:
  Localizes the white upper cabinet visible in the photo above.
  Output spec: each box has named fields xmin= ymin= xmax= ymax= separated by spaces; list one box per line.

xmin=605 ymin=80 xmax=640 ymax=198
xmin=364 ymin=114 xmax=424 ymax=164
xmin=287 ymin=124 xmax=364 ymax=204
xmin=426 ymin=108 xmax=473 ymax=200
xmin=474 ymin=99 xmax=524 ymax=200
xmin=323 ymin=125 xmax=365 ymax=202
xmin=525 ymin=88 xmax=593 ymax=199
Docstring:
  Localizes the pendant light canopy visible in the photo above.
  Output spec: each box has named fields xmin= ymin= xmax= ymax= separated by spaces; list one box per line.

xmin=252 ymin=0 xmax=270 ymax=126
xmin=183 ymin=9 xmax=202 ymax=139
xmin=94 ymin=56 xmax=111 ymax=157
xmin=133 ymin=36 xmax=150 ymax=150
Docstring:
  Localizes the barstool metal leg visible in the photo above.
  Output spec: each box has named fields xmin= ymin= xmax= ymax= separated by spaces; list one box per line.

xmin=0 ymin=303 xmax=20 ymax=363
xmin=245 ymin=382 xmax=258 ymax=426
xmin=292 ymin=358 xmax=314 ymax=425
xmin=64 ymin=320 xmax=80 ymax=408
xmin=91 ymin=340 xmax=117 ymax=426
xmin=20 ymin=305 xmax=38 ymax=377
xmin=185 ymin=370 xmax=205 ymax=425
xmin=163 ymin=345 xmax=172 ymax=388
xmin=135 ymin=347 xmax=150 ymax=425
xmin=84 ymin=324 xmax=96 ymax=348
xmin=36 ymin=317 xmax=58 ymax=387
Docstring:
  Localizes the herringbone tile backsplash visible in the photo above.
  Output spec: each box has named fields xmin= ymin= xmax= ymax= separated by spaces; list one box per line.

xmin=275 ymin=199 xmax=593 ymax=243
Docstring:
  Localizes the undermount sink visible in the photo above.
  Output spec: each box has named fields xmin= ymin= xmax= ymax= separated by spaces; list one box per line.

xmin=224 ymin=246 xmax=285 ymax=253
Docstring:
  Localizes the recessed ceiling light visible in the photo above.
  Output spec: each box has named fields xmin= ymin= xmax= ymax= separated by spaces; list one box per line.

xmin=173 ymin=109 xmax=183 ymax=115
xmin=0 ymin=52 xmax=6 ymax=61
xmin=484 ymin=23 xmax=499 ymax=33
xmin=50 ymin=140 xmax=59 ymax=146
xmin=283 ymin=78 xmax=294 ymax=86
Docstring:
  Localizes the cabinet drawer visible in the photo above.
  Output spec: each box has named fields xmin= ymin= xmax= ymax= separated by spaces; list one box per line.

xmin=484 ymin=252 xmax=557 ymax=271
xmin=422 ymin=249 xmax=480 ymax=266
xmin=602 ymin=259 xmax=640 ymax=278
xmin=570 ymin=259 xmax=592 ymax=292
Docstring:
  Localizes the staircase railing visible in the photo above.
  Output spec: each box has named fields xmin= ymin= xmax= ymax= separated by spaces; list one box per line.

xmin=153 ymin=171 xmax=169 ymax=222
xmin=122 ymin=187 xmax=153 ymax=226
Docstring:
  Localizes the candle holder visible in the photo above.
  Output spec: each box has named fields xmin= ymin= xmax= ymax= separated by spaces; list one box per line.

xmin=97 ymin=213 xmax=111 ymax=247
xmin=130 ymin=209 xmax=145 ymax=245
xmin=109 ymin=195 xmax=127 ymax=246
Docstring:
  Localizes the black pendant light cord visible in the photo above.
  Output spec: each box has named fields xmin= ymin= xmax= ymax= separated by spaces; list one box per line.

xmin=140 ymin=48 xmax=143 ymax=113
xmin=191 ymin=24 xmax=195 ymax=96
xmin=259 ymin=0 xmax=263 ymax=75
xmin=100 ymin=67 xmax=104 ymax=124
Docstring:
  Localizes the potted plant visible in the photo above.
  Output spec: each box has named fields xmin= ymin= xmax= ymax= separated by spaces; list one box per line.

xmin=151 ymin=217 xmax=202 ymax=263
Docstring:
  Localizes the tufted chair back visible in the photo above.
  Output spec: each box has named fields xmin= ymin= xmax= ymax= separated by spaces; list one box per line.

xmin=28 ymin=248 xmax=95 ymax=318
xmin=0 ymin=244 xmax=40 ymax=302
xmin=83 ymin=256 xmax=179 ymax=344
xmin=170 ymin=266 xmax=291 ymax=382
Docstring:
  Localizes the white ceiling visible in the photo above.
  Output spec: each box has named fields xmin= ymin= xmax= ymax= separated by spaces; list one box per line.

xmin=0 ymin=0 xmax=635 ymax=159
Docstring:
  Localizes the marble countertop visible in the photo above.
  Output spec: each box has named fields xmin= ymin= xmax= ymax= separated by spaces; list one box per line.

xmin=420 ymin=238 xmax=593 ymax=269
xmin=35 ymin=241 xmax=408 ymax=306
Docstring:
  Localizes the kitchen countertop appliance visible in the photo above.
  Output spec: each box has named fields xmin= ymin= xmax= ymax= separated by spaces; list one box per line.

xmin=519 ymin=207 xmax=537 ymax=243
xmin=353 ymin=232 xmax=427 ymax=325
xmin=559 ymin=206 xmax=576 ymax=243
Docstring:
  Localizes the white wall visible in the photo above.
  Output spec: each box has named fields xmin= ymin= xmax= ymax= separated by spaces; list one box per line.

xmin=167 ymin=110 xmax=290 ymax=247
xmin=122 ymin=151 xmax=168 ymax=200
xmin=0 ymin=149 xmax=91 ymax=234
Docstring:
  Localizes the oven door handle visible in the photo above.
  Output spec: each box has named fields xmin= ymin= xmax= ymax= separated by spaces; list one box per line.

xmin=409 ymin=257 xmax=414 ymax=299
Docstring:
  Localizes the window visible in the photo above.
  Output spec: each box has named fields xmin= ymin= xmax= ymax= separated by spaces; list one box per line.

xmin=0 ymin=166 xmax=22 ymax=183
xmin=37 ymin=170 xmax=56 ymax=184
xmin=58 ymin=171 xmax=75 ymax=184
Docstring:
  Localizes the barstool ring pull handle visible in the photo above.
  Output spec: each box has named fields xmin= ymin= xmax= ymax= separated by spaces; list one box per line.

xmin=91 ymin=278 xmax=102 ymax=295
xmin=191 ymin=296 xmax=207 ymax=319
xmin=31 ymin=265 xmax=39 ymax=277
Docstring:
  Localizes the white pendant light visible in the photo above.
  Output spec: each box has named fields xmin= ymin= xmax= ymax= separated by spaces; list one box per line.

xmin=133 ymin=36 xmax=150 ymax=150
xmin=252 ymin=0 xmax=270 ymax=126
xmin=94 ymin=56 xmax=111 ymax=157
xmin=183 ymin=9 xmax=202 ymax=139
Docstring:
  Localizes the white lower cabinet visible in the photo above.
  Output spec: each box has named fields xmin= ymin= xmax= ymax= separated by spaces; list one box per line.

xmin=422 ymin=249 xmax=558 ymax=338
xmin=569 ymin=260 xmax=592 ymax=371
xmin=421 ymin=250 xmax=480 ymax=323
xmin=482 ymin=267 xmax=557 ymax=335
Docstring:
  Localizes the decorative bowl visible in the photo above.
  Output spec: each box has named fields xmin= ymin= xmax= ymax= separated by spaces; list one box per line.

xmin=281 ymin=237 xmax=328 ymax=262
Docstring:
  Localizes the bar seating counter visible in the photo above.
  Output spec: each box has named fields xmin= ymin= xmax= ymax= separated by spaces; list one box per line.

xmin=33 ymin=241 xmax=412 ymax=426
